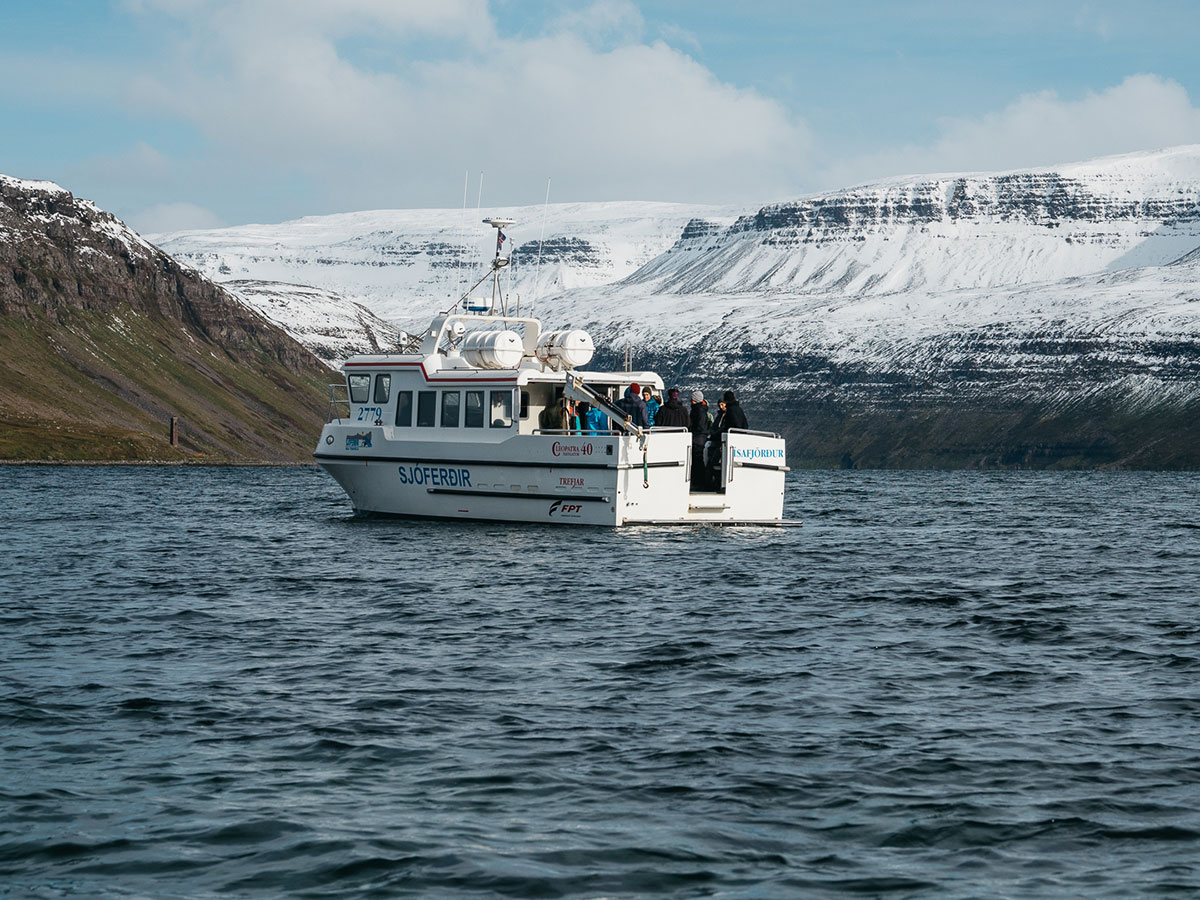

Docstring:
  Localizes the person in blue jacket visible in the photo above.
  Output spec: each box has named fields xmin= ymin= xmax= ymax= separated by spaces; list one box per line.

xmin=579 ymin=401 xmax=608 ymax=435
xmin=642 ymin=386 xmax=660 ymax=427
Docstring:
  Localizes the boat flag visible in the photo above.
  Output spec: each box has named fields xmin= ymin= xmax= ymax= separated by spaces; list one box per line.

xmin=496 ymin=230 xmax=507 ymax=252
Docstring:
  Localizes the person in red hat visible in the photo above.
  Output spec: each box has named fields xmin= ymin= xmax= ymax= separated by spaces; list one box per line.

xmin=616 ymin=381 xmax=649 ymax=428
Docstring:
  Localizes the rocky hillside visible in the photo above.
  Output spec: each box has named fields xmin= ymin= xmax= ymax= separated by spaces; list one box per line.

xmin=0 ymin=175 xmax=334 ymax=462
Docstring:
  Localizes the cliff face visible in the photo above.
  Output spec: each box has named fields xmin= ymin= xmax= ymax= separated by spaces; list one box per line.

xmin=0 ymin=175 xmax=333 ymax=462
xmin=626 ymin=147 xmax=1200 ymax=298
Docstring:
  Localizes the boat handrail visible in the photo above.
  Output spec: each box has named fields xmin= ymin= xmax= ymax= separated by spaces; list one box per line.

xmin=728 ymin=427 xmax=782 ymax=440
xmin=647 ymin=426 xmax=688 ymax=433
xmin=532 ymin=428 xmax=620 ymax=436
xmin=326 ymin=383 xmax=350 ymax=423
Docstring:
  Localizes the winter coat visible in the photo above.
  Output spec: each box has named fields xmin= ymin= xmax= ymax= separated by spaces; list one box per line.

xmin=538 ymin=404 xmax=562 ymax=431
xmin=689 ymin=401 xmax=710 ymax=447
xmin=644 ymin=396 xmax=660 ymax=427
xmin=724 ymin=400 xmax=748 ymax=432
xmin=616 ymin=389 xmax=649 ymax=429
xmin=583 ymin=406 xmax=608 ymax=434
xmin=655 ymin=398 xmax=690 ymax=429
xmin=706 ymin=409 xmax=728 ymax=469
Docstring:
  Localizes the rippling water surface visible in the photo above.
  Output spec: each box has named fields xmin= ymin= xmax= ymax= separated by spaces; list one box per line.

xmin=2 ymin=466 xmax=1199 ymax=898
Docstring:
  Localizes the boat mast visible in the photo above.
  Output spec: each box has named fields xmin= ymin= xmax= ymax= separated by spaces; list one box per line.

xmin=482 ymin=217 xmax=514 ymax=316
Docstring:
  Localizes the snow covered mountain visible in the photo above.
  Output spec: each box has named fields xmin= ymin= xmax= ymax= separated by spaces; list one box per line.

xmin=624 ymin=146 xmax=1200 ymax=297
xmin=223 ymin=280 xmax=400 ymax=368
xmin=150 ymin=202 xmax=738 ymax=323
xmin=149 ymin=146 xmax=1200 ymax=467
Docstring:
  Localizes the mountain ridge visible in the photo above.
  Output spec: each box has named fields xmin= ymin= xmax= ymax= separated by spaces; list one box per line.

xmin=148 ymin=145 xmax=1200 ymax=468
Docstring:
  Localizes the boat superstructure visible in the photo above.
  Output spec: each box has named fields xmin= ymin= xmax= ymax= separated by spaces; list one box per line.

xmin=313 ymin=219 xmax=788 ymax=526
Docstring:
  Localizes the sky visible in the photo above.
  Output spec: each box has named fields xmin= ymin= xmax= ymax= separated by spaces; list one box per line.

xmin=2 ymin=0 xmax=1200 ymax=234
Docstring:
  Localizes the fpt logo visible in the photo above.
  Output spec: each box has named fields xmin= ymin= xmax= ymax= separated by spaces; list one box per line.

xmin=549 ymin=499 xmax=584 ymax=517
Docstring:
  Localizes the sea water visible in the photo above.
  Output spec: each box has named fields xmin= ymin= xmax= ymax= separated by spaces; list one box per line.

xmin=1 ymin=466 xmax=1198 ymax=898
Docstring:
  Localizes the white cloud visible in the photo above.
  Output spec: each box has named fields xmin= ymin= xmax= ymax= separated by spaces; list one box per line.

xmin=549 ymin=0 xmax=646 ymax=47
xmin=71 ymin=142 xmax=174 ymax=188
xmin=823 ymin=75 xmax=1200 ymax=187
xmin=117 ymin=0 xmax=810 ymax=210
xmin=124 ymin=0 xmax=493 ymax=42
xmin=127 ymin=201 xmax=225 ymax=235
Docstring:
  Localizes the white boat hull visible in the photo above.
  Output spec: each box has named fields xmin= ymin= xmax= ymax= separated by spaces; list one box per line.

xmin=315 ymin=426 xmax=786 ymax=526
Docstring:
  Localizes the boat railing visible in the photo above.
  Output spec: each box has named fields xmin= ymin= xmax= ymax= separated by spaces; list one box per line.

xmin=532 ymin=427 xmax=689 ymax=436
xmin=728 ymin=427 xmax=782 ymax=440
xmin=532 ymin=428 xmax=621 ymax=436
xmin=326 ymin=383 xmax=351 ymax=423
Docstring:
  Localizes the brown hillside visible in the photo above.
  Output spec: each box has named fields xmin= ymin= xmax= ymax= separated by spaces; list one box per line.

xmin=0 ymin=175 xmax=334 ymax=462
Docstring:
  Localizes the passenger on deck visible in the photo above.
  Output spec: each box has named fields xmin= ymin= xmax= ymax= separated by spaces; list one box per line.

xmin=575 ymin=401 xmax=594 ymax=435
xmin=590 ymin=403 xmax=609 ymax=434
xmin=617 ymin=382 xmax=650 ymax=429
xmin=706 ymin=391 xmax=750 ymax=489
xmin=689 ymin=391 xmax=711 ymax=490
xmin=655 ymin=388 xmax=690 ymax=429
xmin=565 ymin=399 xmax=583 ymax=434
xmin=722 ymin=390 xmax=749 ymax=431
xmin=706 ymin=397 xmax=728 ymax=488
xmin=642 ymin=387 xmax=660 ymax=427
xmin=538 ymin=398 xmax=561 ymax=431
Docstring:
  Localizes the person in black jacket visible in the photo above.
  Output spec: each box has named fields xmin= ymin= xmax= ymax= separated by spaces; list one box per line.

xmin=655 ymin=388 xmax=690 ymax=429
xmin=721 ymin=390 xmax=749 ymax=431
xmin=689 ymin=391 xmax=711 ymax=489
xmin=705 ymin=398 xmax=727 ymax=489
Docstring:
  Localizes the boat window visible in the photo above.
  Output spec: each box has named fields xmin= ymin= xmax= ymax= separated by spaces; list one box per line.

xmin=373 ymin=373 xmax=391 ymax=404
xmin=348 ymin=374 xmax=370 ymax=404
xmin=464 ymin=391 xmax=484 ymax=428
xmin=417 ymin=391 xmax=437 ymax=427
xmin=441 ymin=391 xmax=460 ymax=428
xmin=519 ymin=390 xmax=530 ymax=420
xmin=394 ymin=391 xmax=412 ymax=426
xmin=490 ymin=390 xmax=513 ymax=428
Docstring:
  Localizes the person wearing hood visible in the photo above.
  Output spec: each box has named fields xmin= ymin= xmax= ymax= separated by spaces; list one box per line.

xmin=721 ymin=390 xmax=748 ymax=432
xmin=579 ymin=401 xmax=608 ymax=435
xmin=616 ymin=382 xmax=649 ymax=429
xmin=654 ymin=388 xmax=690 ymax=429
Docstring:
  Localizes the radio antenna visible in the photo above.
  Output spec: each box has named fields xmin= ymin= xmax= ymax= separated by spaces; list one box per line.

xmin=531 ymin=177 xmax=551 ymax=318
xmin=456 ymin=170 xmax=468 ymax=301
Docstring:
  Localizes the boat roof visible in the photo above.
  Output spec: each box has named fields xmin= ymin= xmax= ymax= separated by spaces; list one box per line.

xmin=340 ymin=355 xmax=664 ymax=389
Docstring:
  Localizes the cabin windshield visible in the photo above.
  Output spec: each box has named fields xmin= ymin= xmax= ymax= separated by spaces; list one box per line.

xmin=490 ymin=390 xmax=513 ymax=428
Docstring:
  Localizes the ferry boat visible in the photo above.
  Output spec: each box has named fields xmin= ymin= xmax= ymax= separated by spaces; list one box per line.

xmin=313 ymin=219 xmax=788 ymax=526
